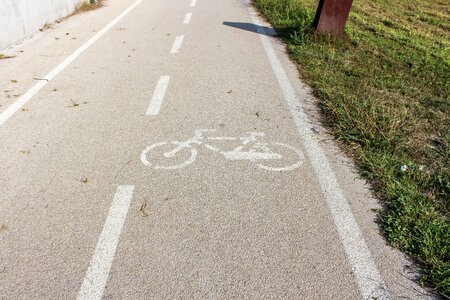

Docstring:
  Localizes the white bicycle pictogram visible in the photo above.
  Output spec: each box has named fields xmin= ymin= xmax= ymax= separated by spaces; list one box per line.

xmin=140 ymin=129 xmax=305 ymax=171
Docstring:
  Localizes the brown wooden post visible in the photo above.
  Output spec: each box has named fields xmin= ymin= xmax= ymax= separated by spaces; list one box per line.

xmin=313 ymin=0 xmax=353 ymax=35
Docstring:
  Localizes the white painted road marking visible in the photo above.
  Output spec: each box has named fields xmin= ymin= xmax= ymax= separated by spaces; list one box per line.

xmin=0 ymin=0 xmax=143 ymax=128
xmin=245 ymin=2 xmax=391 ymax=299
xmin=190 ymin=0 xmax=197 ymax=7
xmin=146 ymin=76 xmax=170 ymax=116
xmin=140 ymin=129 xmax=304 ymax=171
xmin=170 ymin=35 xmax=185 ymax=54
xmin=183 ymin=13 xmax=192 ymax=24
xmin=77 ymin=185 xmax=135 ymax=300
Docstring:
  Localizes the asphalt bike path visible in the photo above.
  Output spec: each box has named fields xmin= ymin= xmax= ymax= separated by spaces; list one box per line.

xmin=0 ymin=0 xmax=435 ymax=299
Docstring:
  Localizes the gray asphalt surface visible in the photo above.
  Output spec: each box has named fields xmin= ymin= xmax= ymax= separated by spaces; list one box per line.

xmin=0 ymin=0 xmax=437 ymax=299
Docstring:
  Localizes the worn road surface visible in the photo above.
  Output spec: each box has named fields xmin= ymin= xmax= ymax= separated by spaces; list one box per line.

xmin=0 ymin=0 xmax=435 ymax=299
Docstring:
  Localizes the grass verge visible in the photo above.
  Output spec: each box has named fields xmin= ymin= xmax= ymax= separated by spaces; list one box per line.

xmin=253 ymin=0 xmax=449 ymax=297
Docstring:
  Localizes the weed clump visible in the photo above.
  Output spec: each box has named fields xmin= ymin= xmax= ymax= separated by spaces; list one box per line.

xmin=74 ymin=0 xmax=104 ymax=14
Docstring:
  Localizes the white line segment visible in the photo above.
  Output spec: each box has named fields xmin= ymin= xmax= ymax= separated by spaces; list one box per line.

xmin=183 ymin=13 xmax=192 ymax=24
xmin=146 ymin=76 xmax=170 ymax=116
xmin=0 ymin=0 xmax=144 ymax=128
xmin=77 ymin=185 xmax=135 ymax=300
xmin=170 ymin=35 xmax=185 ymax=54
xmin=190 ymin=0 xmax=197 ymax=7
xmin=246 ymin=3 xmax=390 ymax=300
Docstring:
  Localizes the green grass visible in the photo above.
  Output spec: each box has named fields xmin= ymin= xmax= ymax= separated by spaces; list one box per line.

xmin=253 ymin=0 xmax=450 ymax=297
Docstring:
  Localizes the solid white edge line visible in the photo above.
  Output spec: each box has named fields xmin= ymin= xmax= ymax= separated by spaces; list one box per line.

xmin=170 ymin=35 xmax=185 ymax=54
xmin=183 ymin=13 xmax=192 ymax=24
xmin=245 ymin=2 xmax=391 ymax=300
xmin=0 ymin=0 xmax=144 ymax=128
xmin=190 ymin=0 xmax=197 ymax=7
xmin=146 ymin=76 xmax=170 ymax=116
xmin=77 ymin=185 xmax=135 ymax=300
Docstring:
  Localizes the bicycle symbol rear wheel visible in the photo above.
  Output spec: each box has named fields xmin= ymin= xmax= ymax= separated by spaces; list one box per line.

xmin=140 ymin=142 xmax=197 ymax=170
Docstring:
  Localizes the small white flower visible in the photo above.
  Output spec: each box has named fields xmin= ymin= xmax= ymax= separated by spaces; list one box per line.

xmin=400 ymin=165 xmax=408 ymax=172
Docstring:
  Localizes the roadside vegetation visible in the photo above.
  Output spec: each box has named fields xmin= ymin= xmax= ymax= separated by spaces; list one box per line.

xmin=43 ymin=1 xmax=104 ymax=31
xmin=30 ymin=1 xmax=104 ymax=34
xmin=253 ymin=0 xmax=449 ymax=297
xmin=76 ymin=0 xmax=104 ymax=13
xmin=52 ymin=0 xmax=104 ymax=23
xmin=0 ymin=54 xmax=15 ymax=60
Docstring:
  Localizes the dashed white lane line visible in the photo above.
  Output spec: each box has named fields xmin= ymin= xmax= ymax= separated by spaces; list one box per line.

xmin=170 ymin=35 xmax=185 ymax=54
xmin=146 ymin=76 xmax=170 ymax=116
xmin=0 ymin=0 xmax=143 ymax=128
xmin=183 ymin=12 xmax=192 ymax=24
xmin=245 ymin=2 xmax=391 ymax=300
xmin=190 ymin=0 xmax=197 ymax=7
xmin=77 ymin=185 xmax=135 ymax=300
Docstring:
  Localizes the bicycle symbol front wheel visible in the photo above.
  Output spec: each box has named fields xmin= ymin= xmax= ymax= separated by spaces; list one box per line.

xmin=140 ymin=142 xmax=197 ymax=170
xmin=256 ymin=142 xmax=304 ymax=171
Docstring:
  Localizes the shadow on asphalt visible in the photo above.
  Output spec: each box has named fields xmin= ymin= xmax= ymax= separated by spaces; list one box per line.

xmin=223 ymin=21 xmax=277 ymax=36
